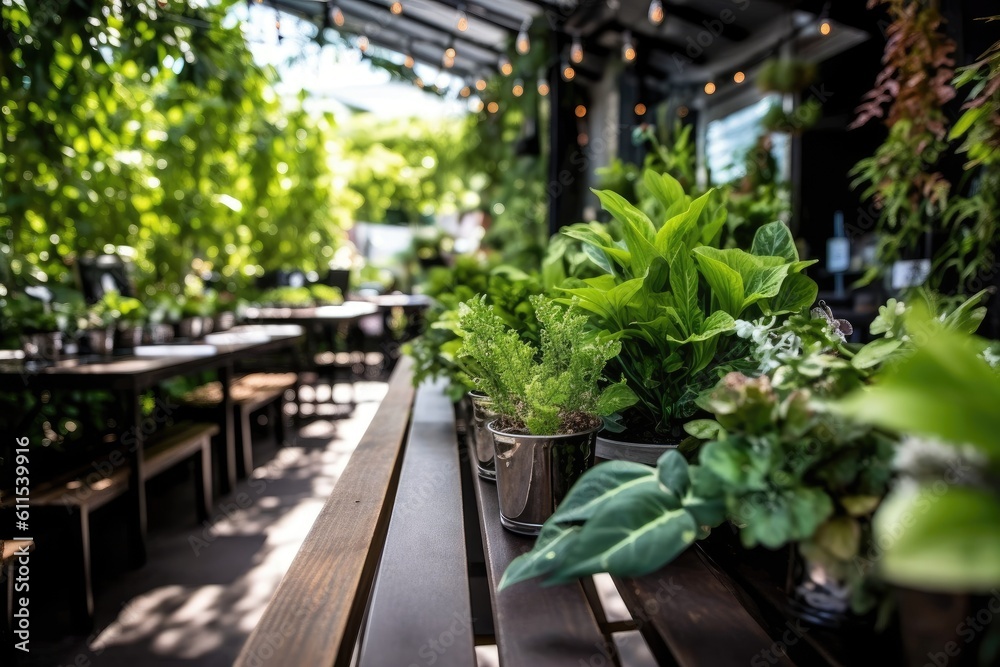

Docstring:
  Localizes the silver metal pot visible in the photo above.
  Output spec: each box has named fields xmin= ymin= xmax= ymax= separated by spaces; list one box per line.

xmin=596 ymin=433 xmax=679 ymax=465
xmin=489 ymin=420 xmax=600 ymax=535
xmin=469 ymin=392 xmax=499 ymax=481
xmin=21 ymin=332 xmax=63 ymax=361
xmin=86 ymin=328 xmax=115 ymax=356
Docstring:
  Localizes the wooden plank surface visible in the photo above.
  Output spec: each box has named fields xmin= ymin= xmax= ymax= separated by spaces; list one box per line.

xmin=470 ymin=454 xmax=612 ymax=666
xmin=358 ymin=380 xmax=475 ymax=667
xmin=234 ymin=357 xmax=416 ymax=667
xmin=613 ymin=548 xmax=797 ymax=667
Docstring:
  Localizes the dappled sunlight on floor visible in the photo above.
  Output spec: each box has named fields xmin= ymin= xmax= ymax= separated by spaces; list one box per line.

xmin=38 ymin=381 xmax=389 ymax=667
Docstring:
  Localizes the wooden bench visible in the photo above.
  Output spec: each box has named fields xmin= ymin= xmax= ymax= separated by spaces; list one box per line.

xmin=238 ymin=360 xmax=844 ymax=666
xmin=3 ymin=421 xmax=216 ymax=630
xmin=180 ymin=373 xmax=296 ymax=478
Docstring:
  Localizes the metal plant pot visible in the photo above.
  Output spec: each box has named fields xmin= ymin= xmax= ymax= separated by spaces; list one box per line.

xmin=596 ymin=432 xmax=680 ymax=465
xmin=176 ymin=316 xmax=205 ymax=340
xmin=116 ymin=326 xmax=144 ymax=349
xmin=489 ymin=420 xmax=600 ymax=535
xmin=146 ymin=323 xmax=175 ymax=344
xmin=469 ymin=391 xmax=499 ymax=481
xmin=86 ymin=328 xmax=115 ymax=356
xmin=787 ymin=554 xmax=852 ymax=628
xmin=214 ymin=311 xmax=235 ymax=332
xmin=21 ymin=332 xmax=63 ymax=361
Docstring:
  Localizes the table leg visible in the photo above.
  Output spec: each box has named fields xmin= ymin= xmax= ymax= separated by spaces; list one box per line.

xmin=124 ymin=391 xmax=147 ymax=567
xmin=219 ymin=363 xmax=237 ymax=495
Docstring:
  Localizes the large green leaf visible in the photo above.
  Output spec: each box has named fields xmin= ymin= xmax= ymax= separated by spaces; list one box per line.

xmin=554 ymin=483 xmax=699 ymax=580
xmin=498 ymin=524 xmax=581 ymax=589
xmin=762 ymin=272 xmax=818 ymax=315
xmin=692 ymin=249 xmax=744 ymax=316
xmin=656 ymin=450 xmax=690 ymax=497
xmin=850 ymin=337 xmax=904 ymax=370
xmin=874 ymin=486 xmax=1000 ymax=591
xmin=593 ymin=189 xmax=658 ymax=277
xmin=563 ymin=227 xmax=631 ymax=272
xmin=642 ymin=170 xmax=686 ymax=216
xmin=664 ymin=310 xmax=735 ymax=345
xmin=549 ymin=461 xmax=656 ymax=525
xmin=595 ymin=382 xmax=639 ymax=417
xmin=666 ymin=245 xmax=699 ymax=336
xmin=750 ymin=221 xmax=798 ymax=262
xmin=654 ymin=191 xmax=710 ymax=258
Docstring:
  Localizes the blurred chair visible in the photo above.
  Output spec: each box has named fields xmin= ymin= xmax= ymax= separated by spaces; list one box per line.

xmin=77 ymin=254 xmax=136 ymax=303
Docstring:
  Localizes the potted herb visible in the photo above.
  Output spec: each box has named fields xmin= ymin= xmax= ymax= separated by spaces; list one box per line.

xmin=563 ymin=169 xmax=818 ymax=462
xmin=457 ymin=294 xmax=636 ymax=534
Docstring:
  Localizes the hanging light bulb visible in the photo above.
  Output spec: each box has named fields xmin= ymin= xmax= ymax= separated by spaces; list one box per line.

xmin=512 ymin=78 xmax=524 ymax=97
xmin=443 ymin=53 xmax=455 ymax=68
xmin=498 ymin=54 xmax=513 ymax=76
xmin=456 ymin=8 xmax=469 ymax=31
xmin=404 ymin=52 xmax=415 ymax=68
xmin=648 ymin=0 xmax=664 ymax=25
xmin=460 ymin=86 xmax=471 ymax=97
xmin=445 ymin=47 xmax=456 ymax=59
xmin=819 ymin=20 xmax=832 ymax=35
xmin=516 ymin=20 xmax=531 ymax=55
xmin=575 ymin=104 xmax=587 ymax=118
xmin=704 ymin=81 xmax=716 ymax=95
xmin=390 ymin=1 xmax=403 ymax=14
xmin=733 ymin=70 xmax=745 ymax=83
xmin=622 ymin=30 xmax=636 ymax=63
xmin=475 ymin=78 xmax=487 ymax=91
xmin=414 ymin=77 xmax=424 ymax=88
xmin=329 ymin=1 xmax=344 ymax=27
xmin=570 ymin=34 xmax=584 ymax=64
xmin=562 ymin=63 xmax=575 ymax=81
xmin=487 ymin=101 xmax=499 ymax=113
xmin=358 ymin=35 xmax=369 ymax=52
xmin=537 ymin=77 xmax=550 ymax=96
xmin=471 ymin=98 xmax=484 ymax=112
xmin=634 ymin=102 xmax=647 ymax=115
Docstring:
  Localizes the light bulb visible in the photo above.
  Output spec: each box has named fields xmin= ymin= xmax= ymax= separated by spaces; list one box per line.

xmin=330 ymin=3 xmax=344 ymax=27
xmin=819 ymin=20 xmax=832 ymax=35
xmin=390 ymin=1 xmax=402 ymax=14
xmin=537 ymin=79 xmax=550 ymax=96
xmin=487 ymin=101 xmax=499 ymax=113
xmin=498 ymin=55 xmax=512 ymax=76
xmin=460 ymin=86 xmax=471 ymax=97
xmin=516 ymin=23 xmax=531 ymax=55
xmin=358 ymin=35 xmax=369 ymax=52
xmin=733 ymin=71 xmax=745 ymax=83
xmin=443 ymin=54 xmax=454 ymax=68
xmin=404 ymin=53 xmax=415 ymax=68
xmin=512 ymin=79 xmax=524 ymax=97
xmin=445 ymin=47 xmax=456 ymax=58
xmin=622 ymin=30 xmax=636 ymax=63
xmin=562 ymin=63 xmax=575 ymax=81
xmin=570 ymin=35 xmax=584 ymax=64
xmin=648 ymin=0 xmax=664 ymax=25
xmin=704 ymin=81 xmax=716 ymax=94
xmin=456 ymin=10 xmax=468 ymax=31
xmin=634 ymin=102 xmax=647 ymax=115
xmin=414 ymin=77 xmax=423 ymax=87
xmin=575 ymin=104 xmax=586 ymax=118
xmin=471 ymin=98 xmax=484 ymax=112
xmin=475 ymin=78 xmax=487 ymax=91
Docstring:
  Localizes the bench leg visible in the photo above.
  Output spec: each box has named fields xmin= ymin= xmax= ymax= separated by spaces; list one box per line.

xmin=64 ymin=508 xmax=95 ymax=633
xmin=194 ymin=440 xmax=213 ymax=522
xmin=238 ymin=406 xmax=253 ymax=479
xmin=273 ymin=400 xmax=287 ymax=447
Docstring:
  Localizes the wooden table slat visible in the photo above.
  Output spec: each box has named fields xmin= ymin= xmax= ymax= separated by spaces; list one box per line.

xmin=234 ymin=357 xmax=416 ymax=667
xmin=358 ymin=380 xmax=475 ymax=667
xmin=470 ymin=454 xmax=613 ymax=666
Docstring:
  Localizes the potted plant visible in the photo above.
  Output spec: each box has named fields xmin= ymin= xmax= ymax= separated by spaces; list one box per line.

xmin=82 ymin=295 xmax=118 ymax=356
xmin=146 ymin=290 xmax=182 ymax=343
xmin=562 ymin=169 xmax=818 ymax=462
xmin=457 ymin=294 xmax=637 ymax=534
xmin=100 ymin=291 xmax=148 ymax=348
xmin=177 ymin=291 xmax=217 ymax=340
xmin=1 ymin=294 xmax=66 ymax=360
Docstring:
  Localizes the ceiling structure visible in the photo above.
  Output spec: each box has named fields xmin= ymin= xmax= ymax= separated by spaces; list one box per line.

xmin=259 ymin=0 xmax=872 ymax=97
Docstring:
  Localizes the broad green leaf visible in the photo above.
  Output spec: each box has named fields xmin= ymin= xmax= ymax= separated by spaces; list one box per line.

xmin=874 ymin=486 xmax=1000 ymax=591
xmin=750 ymin=221 xmax=798 ymax=262
xmin=563 ymin=227 xmax=631 ymax=271
xmin=683 ymin=419 xmax=726 ymax=440
xmin=555 ymin=485 xmax=699 ymax=580
xmin=642 ymin=170 xmax=685 ymax=215
xmin=667 ymin=245 xmax=699 ymax=336
xmin=549 ymin=462 xmax=656 ymax=524
xmin=762 ymin=272 xmax=818 ymax=315
xmin=499 ymin=525 xmax=581 ymax=588
xmin=692 ymin=249 xmax=744 ymax=316
xmin=655 ymin=191 xmax=710 ymax=257
xmin=664 ymin=310 xmax=735 ymax=344
xmin=812 ymin=517 xmax=861 ymax=561
xmin=851 ymin=337 xmax=904 ymax=369
xmin=595 ymin=382 xmax=639 ymax=417
xmin=656 ymin=450 xmax=690 ymax=497
xmin=592 ymin=189 xmax=658 ymax=277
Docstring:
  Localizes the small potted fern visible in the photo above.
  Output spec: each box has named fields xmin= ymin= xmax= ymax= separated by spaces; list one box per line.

xmin=458 ymin=295 xmax=636 ymax=535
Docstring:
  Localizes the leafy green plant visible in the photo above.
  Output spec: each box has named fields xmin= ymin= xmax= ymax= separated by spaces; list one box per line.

xmin=95 ymin=291 xmax=147 ymax=328
xmin=309 ymin=284 xmax=343 ymax=306
xmin=561 ymin=169 xmax=818 ymax=439
xmin=457 ymin=295 xmax=635 ymax=436
xmin=1 ymin=295 xmax=62 ymax=334
xmin=257 ymin=286 xmax=314 ymax=308
xmin=756 ymin=58 xmax=818 ymax=94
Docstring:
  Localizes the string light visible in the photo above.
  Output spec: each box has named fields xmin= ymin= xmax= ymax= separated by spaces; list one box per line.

xmin=622 ymin=30 xmax=636 ymax=63
xmin=358 ymin=35 xmax=369 ymax=52
xmin=471 ymin=98 xmax=484 ymax=112
xmin=575 ymin=104 xmax=587 ymax=118
xmin=498 ymin=54 xmax=513 ymax=76
xmin=460 ymin=86 xmax=471 ymax=97
xmin=512 ymin=78 xmax=524 ymax=97
xmin=487 ymin=101 xmax=499 ymax=113
xmin=404 ymin=52 xmax=415 ymax=68
xmin=456 ymin=8 xmax=469 ymax=31
xmin=634 ymin=102 xmax=647 ymax=115
xmin=733 ymin=71 xmax=745 ymax=83
xmin=328 ymin=1 xmax=344 ymax=27
xmin=475 ymin=78 xmax=487 ymax=91
xmin=704 ymin=81 xmax=716 ymax=94
xmin=516 ymin=20 xmax=531 ymax=55
xmin=414 ymin=76 xmax=424 ymax=87
xmin=570 ymin=34 xmax=584 ymax=64
xmin=445 ymin=47 xmax=456 ymax=58
xmin=819 ymin=20 xmax=832 ymax=35
xmin=562 ymin=62 xmax=576 ymax=81
xmin=578 ymin=133 xmax=589 ymax=146
xmin=390 ymin=1 xmax=403 ymax=14
xmin=443 ymin=53 xmax=455 ymax=68
xmin=677 ymin=105 xmax=689 ymax=118
xmin=648 ymin=0 xmax=664 ymax=25
xmin=537 ymin=78 xmax=550 ymax=96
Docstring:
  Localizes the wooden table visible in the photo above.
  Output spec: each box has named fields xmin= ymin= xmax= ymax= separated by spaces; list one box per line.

xmin=0 ymin=326 xmax=304 ymax=566
xmin=241 ymin=362 xmax=876 ymax=666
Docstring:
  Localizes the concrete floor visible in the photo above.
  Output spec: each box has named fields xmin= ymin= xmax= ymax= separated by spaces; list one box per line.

xmin=29 ymin=381 xmax=388 ymax=667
